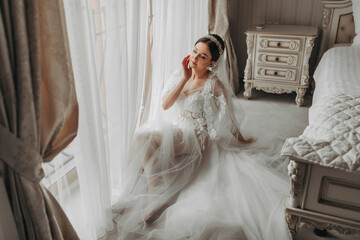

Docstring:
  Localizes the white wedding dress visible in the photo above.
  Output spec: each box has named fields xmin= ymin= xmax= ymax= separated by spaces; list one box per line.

xmin=113 ymin=68 xmax=291 ymax=240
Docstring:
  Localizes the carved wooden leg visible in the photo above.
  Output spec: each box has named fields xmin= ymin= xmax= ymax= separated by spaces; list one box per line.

xmin=285 ymin=211 xmax=301 ymax=237
xmin=287 ymin=160 xmax=307 ymax=208
xmin=243 ymin=82 xmax=252 ymax=100
xmin=295 ymin=88 xmax=306 ymax=107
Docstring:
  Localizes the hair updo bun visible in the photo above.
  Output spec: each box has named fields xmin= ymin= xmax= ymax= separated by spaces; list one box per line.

xmin=195 ymin=34 xmax=225 ymax=61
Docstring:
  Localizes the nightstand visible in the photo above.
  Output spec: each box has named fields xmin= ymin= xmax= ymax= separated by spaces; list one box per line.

xmin=243 ymin=24 xmax=318 ymax=106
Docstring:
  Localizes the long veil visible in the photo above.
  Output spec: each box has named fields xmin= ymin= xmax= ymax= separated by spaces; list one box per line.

xmin=212 ymin=50 xmax=246 ymax=133
xmin=214 ymin=51 xmax=290 ymax=173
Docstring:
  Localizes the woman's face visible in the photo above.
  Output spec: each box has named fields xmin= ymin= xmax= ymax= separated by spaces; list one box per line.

xmin=189 ymin=42 xmax=215 ymax=71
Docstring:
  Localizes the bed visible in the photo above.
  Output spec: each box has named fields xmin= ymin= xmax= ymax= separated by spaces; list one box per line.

xmin=281 ymin=0 xmax=360 ymax=238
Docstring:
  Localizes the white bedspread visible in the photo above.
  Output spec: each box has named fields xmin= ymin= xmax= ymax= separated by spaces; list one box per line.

xmin=312 ymin=46 xmax=360 ymax=106
xmin=282 ymin=94 xmax=360 ymax=174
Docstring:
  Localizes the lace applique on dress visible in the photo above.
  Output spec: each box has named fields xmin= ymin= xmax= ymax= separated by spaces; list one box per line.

xmin=181 ymin=92 xmax=208 ymax=150
xmin=203 ymin=77 xmax=227 ymax=140
xmin=214 ymin=94 xmax=226 ymax=117
xmin=181 ymin=110 xmax=207 ymax=150
xmin=179 ymin=77 xmax=228 ymax=149
xmin=164 ymin=71 xmax=229 ymax=150
xmin=203 ymin=95 xmax=216 ymax=139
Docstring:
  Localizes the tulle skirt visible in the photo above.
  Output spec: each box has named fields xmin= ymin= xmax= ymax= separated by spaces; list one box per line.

xmin=112 ymin=120 xmax=291 ymax=240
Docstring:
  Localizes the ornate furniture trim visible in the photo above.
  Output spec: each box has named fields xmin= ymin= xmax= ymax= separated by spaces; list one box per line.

xmin=243 ymin=25 xmax=318 ymax=106
xmin=318 ymin=0 xmax=356 ymax=63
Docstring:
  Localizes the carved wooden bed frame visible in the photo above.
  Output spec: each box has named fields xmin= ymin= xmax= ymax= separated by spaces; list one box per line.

xmin=284 ymin=0 xmax=359 ymax=238
xmin=318 ymin=0 xmax=356 ymax=61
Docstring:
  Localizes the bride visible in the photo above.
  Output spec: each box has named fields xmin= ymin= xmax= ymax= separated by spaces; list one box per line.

xmin=113 ymin=34 xmax=291 ymax=240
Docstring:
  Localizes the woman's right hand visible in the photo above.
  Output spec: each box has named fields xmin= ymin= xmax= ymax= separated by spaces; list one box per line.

xmin=182 ymin=55 xmax=192 ymax=81
xmin=235 ymin=129 xmax=257 ymax=144
xmin=241 ymin=137 xmax=257 ymax=144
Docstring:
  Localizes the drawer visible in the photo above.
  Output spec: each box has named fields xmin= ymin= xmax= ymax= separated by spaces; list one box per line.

xmin=255 ymin=65 xmax=297 ymax=82
xmin=304 ymin=165 xmax=360 ymax=222
xmin=256 ymin=52 xmax=299 ymax=67
xmin=319 ymin=177 xmax=360 ymax=211
xmin=257 ymin=36 xmax=302 ymax=52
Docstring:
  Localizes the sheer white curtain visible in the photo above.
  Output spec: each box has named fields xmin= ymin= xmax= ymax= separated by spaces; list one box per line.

xmin=61 ymin=0 xmax=207 ymax=239
xmin=104 ymin=0 xmax=149 ymax=192
xmin=63 ymin=0 xmax=149 ymax=239
xmin=145 ymin=0 xmax=209 ymax=120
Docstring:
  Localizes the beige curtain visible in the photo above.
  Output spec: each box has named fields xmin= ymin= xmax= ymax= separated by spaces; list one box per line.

xmin=209 ymin=0 xmax=240 ymax=94
xmin=0 ymin=0 xmax=79 ymax=239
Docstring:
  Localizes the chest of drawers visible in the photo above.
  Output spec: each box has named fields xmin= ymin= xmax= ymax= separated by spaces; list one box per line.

xmin=243 ymin=24 xmax=318 ymax=106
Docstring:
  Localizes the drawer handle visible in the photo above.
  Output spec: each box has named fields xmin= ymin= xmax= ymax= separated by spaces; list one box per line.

xmin=274 ymin=71 xmax=278 ymax=75
xmin=275 ymin=57 xmax=279 ymax=61
xmin=277 ymin=42 xmax=281 ymax=47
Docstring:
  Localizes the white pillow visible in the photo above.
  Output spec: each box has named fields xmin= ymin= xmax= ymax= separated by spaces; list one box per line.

xmin=352 ymin=0 xmax=360 ymax=46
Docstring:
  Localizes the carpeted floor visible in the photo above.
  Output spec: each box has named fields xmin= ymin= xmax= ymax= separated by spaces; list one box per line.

xmin=235 ymin=89 xmax=310 ymax=141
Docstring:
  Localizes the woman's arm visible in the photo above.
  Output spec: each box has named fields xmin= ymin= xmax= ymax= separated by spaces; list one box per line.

xmin=162 ymin=55 xmax=192 ymax=110
xmin=161 ymin=77 xmax=188 ymax=110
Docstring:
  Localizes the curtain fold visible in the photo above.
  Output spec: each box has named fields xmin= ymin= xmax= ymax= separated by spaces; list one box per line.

xmin=0 ymin=0 xmax=79 ymax=239
xmin=209 ymin=0 xmax=240 ymax=94
xmin=62 ymin=0 xmax=149 ymax=238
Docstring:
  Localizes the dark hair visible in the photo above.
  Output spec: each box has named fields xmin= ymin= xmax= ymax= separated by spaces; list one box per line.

xmin=195 ymin=34 xmax=225 ymax=61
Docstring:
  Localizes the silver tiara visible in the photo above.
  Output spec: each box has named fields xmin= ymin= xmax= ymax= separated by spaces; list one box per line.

xmin=206 ymin=35 xmax=224 ymax=56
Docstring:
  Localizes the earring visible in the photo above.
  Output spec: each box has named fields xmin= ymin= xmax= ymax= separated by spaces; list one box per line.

xmin=206 ymin=65 xmax=213 ymax=72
